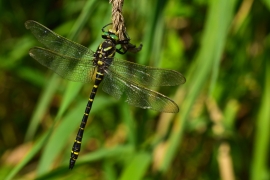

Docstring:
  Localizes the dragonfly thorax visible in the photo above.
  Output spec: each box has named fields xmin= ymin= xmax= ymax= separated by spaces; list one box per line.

xmin=94 ymin=39 xmax=116 ymax=68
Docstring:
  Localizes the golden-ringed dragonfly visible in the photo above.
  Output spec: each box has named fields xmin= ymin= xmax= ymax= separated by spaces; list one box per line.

xmin=25 ymin=20 xmax=186 ymax=169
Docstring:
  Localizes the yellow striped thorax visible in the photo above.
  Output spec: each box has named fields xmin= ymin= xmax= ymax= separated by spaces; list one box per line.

xmin=93 ymin=27 xmax=119 ymax=68
xmin=94 ymin=40 xmax=116 ymax=66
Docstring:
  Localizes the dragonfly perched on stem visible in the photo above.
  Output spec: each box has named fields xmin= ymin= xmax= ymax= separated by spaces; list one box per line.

xmin=25 ymin=20 xmax=186 ymax=169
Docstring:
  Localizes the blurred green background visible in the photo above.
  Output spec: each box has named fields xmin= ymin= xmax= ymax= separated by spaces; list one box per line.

xmin=0 ymin=0 xmax=269 ymax=179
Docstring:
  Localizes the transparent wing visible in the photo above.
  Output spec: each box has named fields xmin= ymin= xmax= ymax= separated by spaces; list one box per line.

xmin=102 ymin=69 xmax=179 ymax=113
xmin=110 ymin=58 xmax=186 ymax=87
xmin=29 ymin=47 xmax=96 ymax=83
xmin=25 ymin=20 xmax=94 ymax=60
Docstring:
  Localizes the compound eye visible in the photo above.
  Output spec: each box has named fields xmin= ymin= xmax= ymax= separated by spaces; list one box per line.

xmin=103 ymin=32 xmax=109 ymax=36
xmin=110 ymin=34 xmax=119 ymax=41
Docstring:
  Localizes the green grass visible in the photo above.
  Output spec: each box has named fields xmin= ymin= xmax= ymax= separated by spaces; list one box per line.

xmin=0 ymin=0 xmax=269 ymax=179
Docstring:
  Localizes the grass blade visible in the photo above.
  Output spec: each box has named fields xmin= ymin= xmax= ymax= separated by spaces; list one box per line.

xmin=157 ymin=0 xmax=237 ymax=173
xmin=119 ymin=152 xmax=151 ymax=180
xmin=250 ymin=54 xmax=270 ymax=180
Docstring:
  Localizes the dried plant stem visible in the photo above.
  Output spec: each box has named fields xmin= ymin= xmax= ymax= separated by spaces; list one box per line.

xmin=109 ymin=0 xmax=126 ymax=40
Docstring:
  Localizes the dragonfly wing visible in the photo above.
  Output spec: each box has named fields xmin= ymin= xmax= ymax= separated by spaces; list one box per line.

xmin=110 ymin=58 xmax=186 ymax=87
xmin=29 ymin=47 xmax=95 ymax=83
xmin=102 ymin=69 xmax=179 ymax=113
xmin=25 ymin=20 xmax=94 ymax=60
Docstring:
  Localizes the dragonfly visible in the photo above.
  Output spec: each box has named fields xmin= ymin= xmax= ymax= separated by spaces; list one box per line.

xmin=25 ymin=20 xmax=186 ymax=169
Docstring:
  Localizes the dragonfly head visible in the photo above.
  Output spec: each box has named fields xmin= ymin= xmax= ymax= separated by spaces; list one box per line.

xmin=101 ymin=23 xmax=142 ymax=54
xmin=102 ymin=29 xmax=119 ymax=43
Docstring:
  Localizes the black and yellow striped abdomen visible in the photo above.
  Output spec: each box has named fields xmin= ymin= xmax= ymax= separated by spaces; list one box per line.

xmin=69 ymin=72 xmax=104 ymax=169
xmin=69 ymin=39 xmax=116 ymax=169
